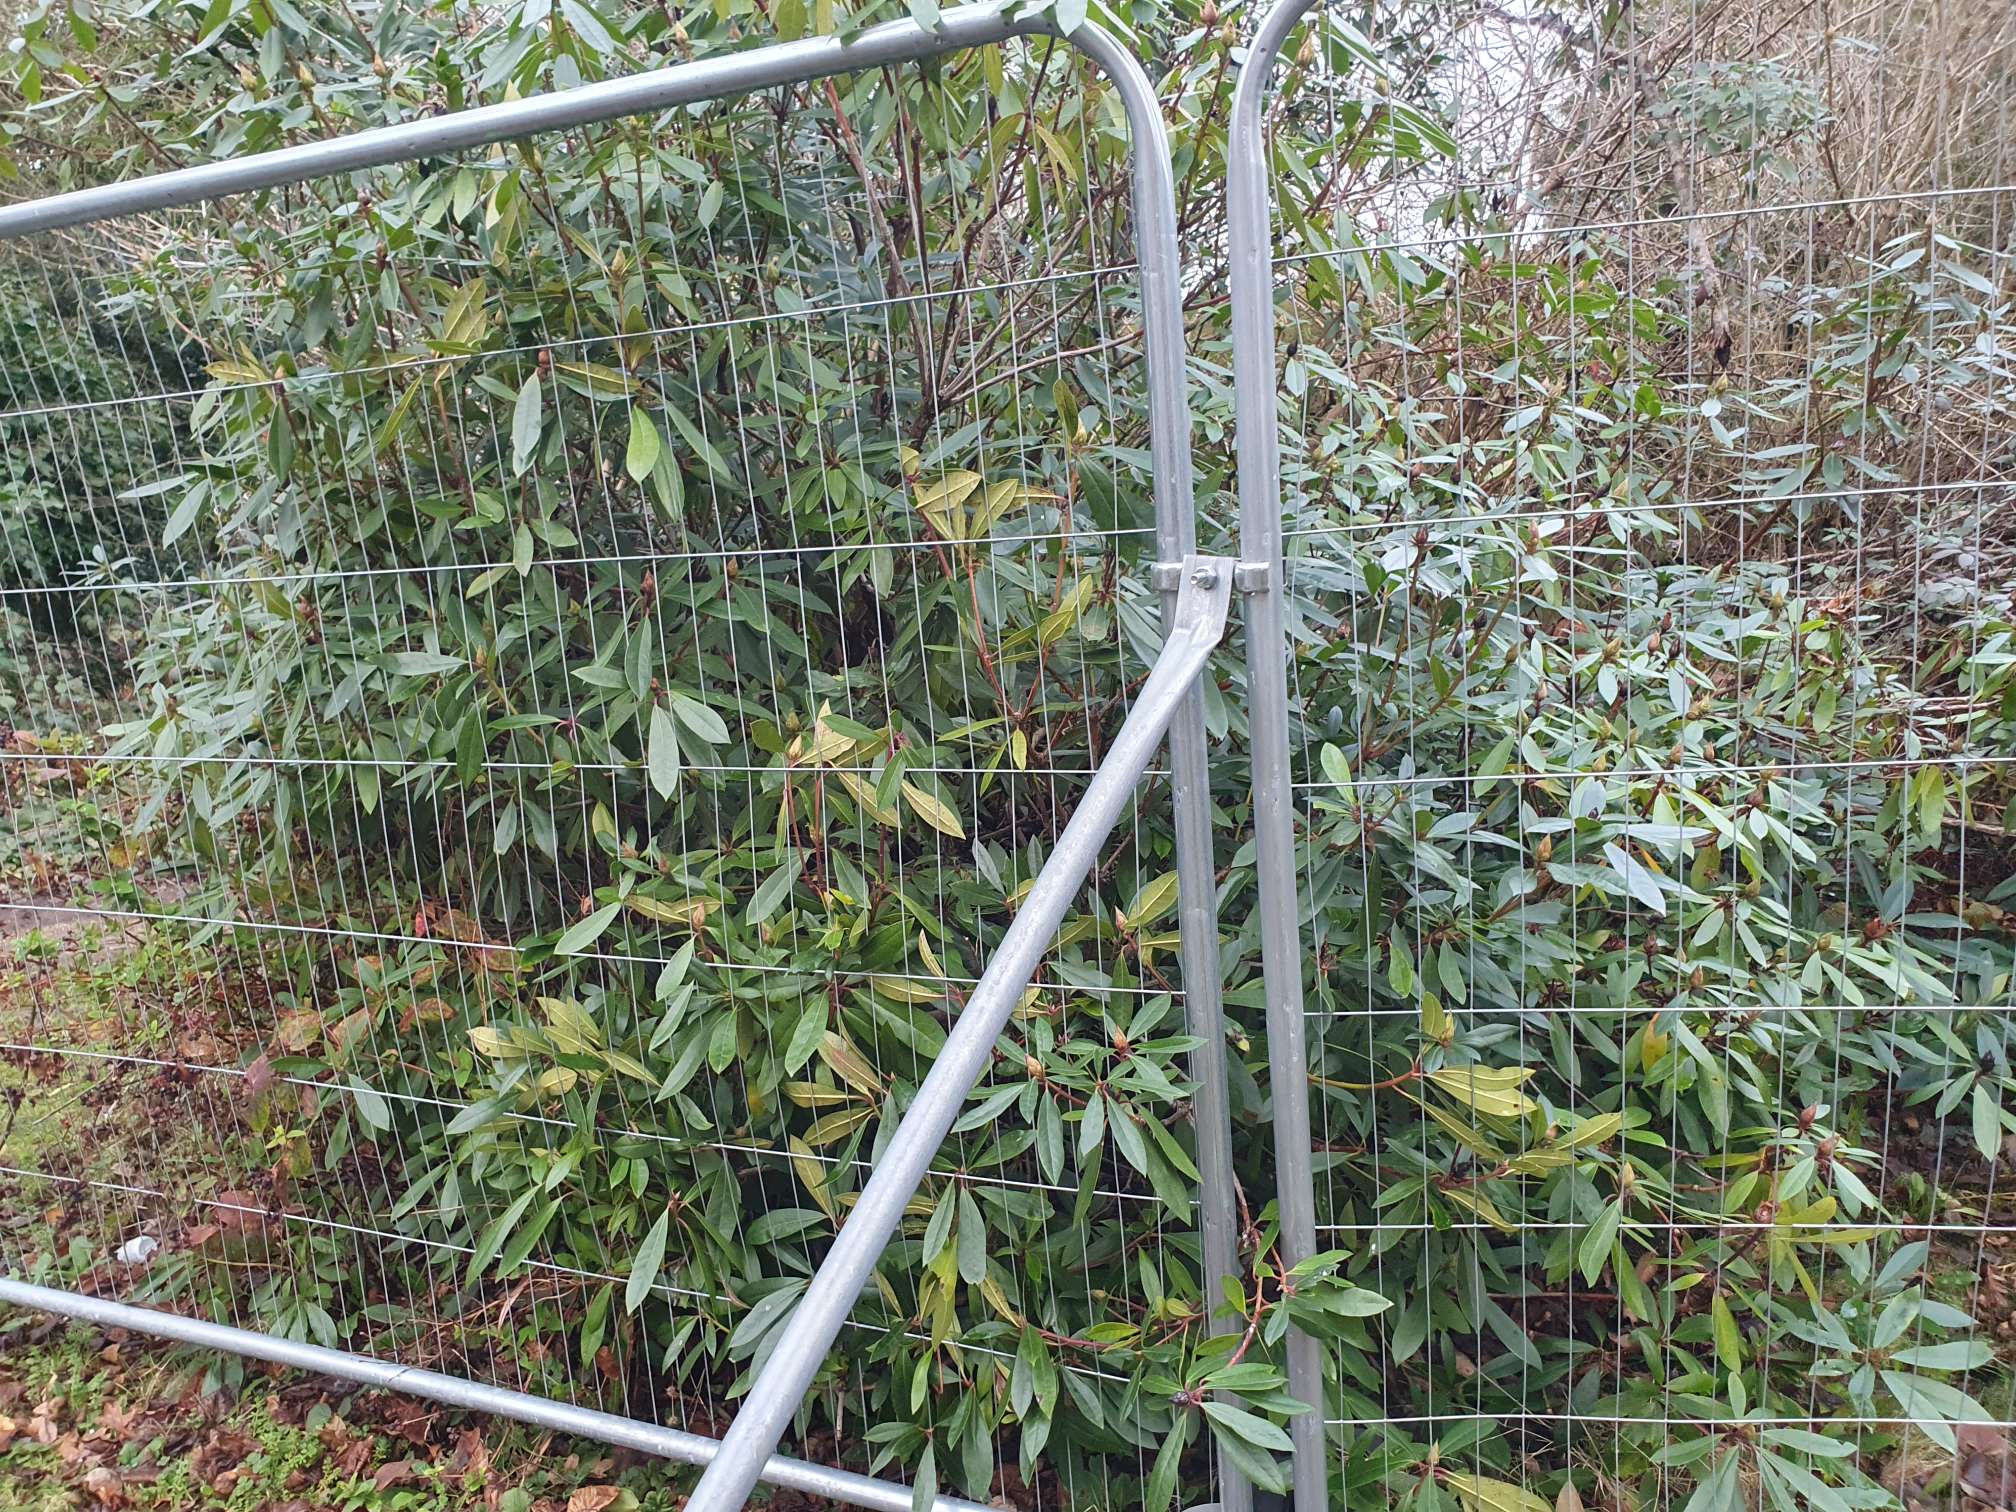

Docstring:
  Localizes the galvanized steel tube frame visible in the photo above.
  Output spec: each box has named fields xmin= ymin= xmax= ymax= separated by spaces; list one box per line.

xmin=0 ymin=1277 xmax=994 ymax=1512
xmin=1227 ymin=0 xmax=1328 ymax=1506
xmin=0 ymin=6 xmax=1247 ymax=1509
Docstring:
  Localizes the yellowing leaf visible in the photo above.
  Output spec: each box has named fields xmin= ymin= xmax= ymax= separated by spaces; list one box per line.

xmin=1391 ymin=1087 xmax=1504 ymax=1159
xmin=783 ymin=1081 xmax=855 ymax=1108
xmin=1640 ymin=1022 xmax=1670 ymax=1070
xmin=1425 ymin=1064 xmax=1538 ymax=1120
xmin=804 ymin=1105 xmax=876 ymax=1146
xmin=971 ymin=479 xmax=1038 ymax=534
xmin=1712 ymin=1290 xmax=1743 ymax=1370
xmin=626 ymin=414 xmax=663 ymax=484
xmin=468 ymin=1026 xmax=521 ymax=1059
xmin=1801 ymin=1227 xmax=1882 ymax=1245
xmin=869 ymin=973 xmax=944 ymax=1004
xmin=1504 ymin=1148 xmax=1577 ymax=1175
xmin=1421 ymin=990 xmax=1452 ymax=1043
xmin=797 ymin=701 xmax=872 ymax=767
xmin=833 ymin=770 xmax=900 ymax=826
xmin=1562 ymin=1112 xmax=1624 ymax=1150
xmin=901 ymin=781 xmax=965 ymax=838
xmin=273 ymin=1010 xmax=322 ymax=1052
xmin=553 ymin=360 xmax=638 ymax=397
xmin=803 ymin=724 xmax=858 ymax=768
xmin=1442 ymin=1472 xmax=1551 ymax=1512
xmin=539 ymin=996 xmax=603 ymax=1054
xmin=375 ymin=381 xmax=421 ymax=455
xmin=603 ymin=1047 xmax=653 ymax=1084
xmin=438 ymin=278 xmax=489 ymax=348
xmin=1121 ymin=872 xmax=1179 ymax=932
xmin=817 ymin=1031 xmax=883 ymax=1096
xmin=980 ymin=1274 xmax=1023 ymax=1325
xmin=1782 ymin=1194 xmax=1837 ymax=1228
xmin=627 ymin=894 xmax=718 ymax=928
xmin=1037 ymin=577 xmax=1094 ymax=647
xmin=1438 ymin=1185 xmax=1516 ymax=1232
xmin=790 ymin=1136 xmax=836 ymax=1219
xmin=911 ymin=470 xmax=983 ymax=536
xmin=206 ymin=353 xmax=269 ymax=385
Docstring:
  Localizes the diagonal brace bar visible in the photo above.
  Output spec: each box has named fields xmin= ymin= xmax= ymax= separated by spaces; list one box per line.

xmin=684 ymin=556 xmax=1235 ymax=1512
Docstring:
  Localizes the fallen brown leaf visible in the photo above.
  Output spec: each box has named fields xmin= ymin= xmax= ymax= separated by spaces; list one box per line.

xmin=450 ymin=1426 xmax=490 ymax=1477
xmin=333 ymin=1436 xmax=374 ymax=1478
xmin=29 ymin=1399 xmax=61 ymax=1443
xmin=378 ymin=1397 xmax=439 ymax=1450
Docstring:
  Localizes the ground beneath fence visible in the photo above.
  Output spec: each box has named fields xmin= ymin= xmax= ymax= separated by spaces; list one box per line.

xmin=0 ymin=848 xmax=1001 ymax=1507
xmin=0 ymin=1316 xmax=735 ymax=1512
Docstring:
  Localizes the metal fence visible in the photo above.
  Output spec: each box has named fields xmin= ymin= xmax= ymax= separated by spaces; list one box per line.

xmin=1 ymin=0 xmax=2014 ymax=1508
xmin=0 ymin=7 xmax=1245 ymax=1510
xmin=1231 ymin=2 xmax=2015 ymax=1510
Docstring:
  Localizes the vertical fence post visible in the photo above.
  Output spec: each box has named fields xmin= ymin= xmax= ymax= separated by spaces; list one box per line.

xmin=1227 ymin=2 xmax=1328 ymax=1508
xmin=1075 ymin=15 xmax=1256 ymax=1510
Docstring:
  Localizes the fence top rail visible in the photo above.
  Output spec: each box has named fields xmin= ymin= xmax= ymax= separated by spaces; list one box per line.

xmin=0 ymin=1 xmax=1057 ymax=239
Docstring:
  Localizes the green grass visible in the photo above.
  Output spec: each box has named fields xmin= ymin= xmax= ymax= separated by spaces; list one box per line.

xmin=0 ymin=924 xmax=229 ymax=1208
xmin=0 ymin=1321 xmax=699 ymax=1510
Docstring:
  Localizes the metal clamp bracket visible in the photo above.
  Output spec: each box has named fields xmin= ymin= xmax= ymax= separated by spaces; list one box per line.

xmin=1151 ymin=558 xmax=1271 ymax=593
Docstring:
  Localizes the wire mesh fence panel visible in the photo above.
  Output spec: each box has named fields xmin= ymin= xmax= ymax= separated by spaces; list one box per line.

xmin=1235 ymin=0 xmax=2016 ymax=1507
xmin=0 ymin=14 xmax=1242 ymax=1508
xmin=5 ymin=0 xmax=2012 ymax=1507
